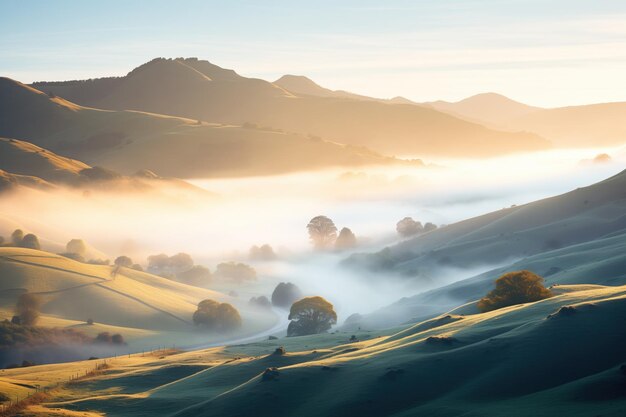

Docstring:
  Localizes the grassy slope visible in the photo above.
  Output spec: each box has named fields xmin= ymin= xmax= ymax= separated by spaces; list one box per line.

xmin=0 ymin=248 xmax=276 ymax=348
xmin=349 ymin=169 xmax=626 ymax=276
xmin=0 ymin=77 xmax=410 ymax=178
xmin=13 ymin=284 xmax=626 ymax=417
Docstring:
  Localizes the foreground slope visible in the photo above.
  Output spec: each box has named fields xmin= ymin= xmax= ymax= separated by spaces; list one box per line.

xmin=32 ymin=58 xmax=549 ymax=157
xmin=0 ymin=77 xmax=408 ymax=177
xmin=25 ymin=284 xmax=626 ymax=417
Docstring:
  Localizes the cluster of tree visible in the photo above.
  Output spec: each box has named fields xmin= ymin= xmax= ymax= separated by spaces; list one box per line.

xmin=249 ymin=295 xmax=272 ymax=310
xmin=146 ymin=253 xmax=211 ymax=286
xmin=0 ymin=320 xmax=92 ymax=349
xmin=271 ymin=282 xmax=303 ymax=309
xmin=214 ymin=262 xmax=257 ymax=283
xmin=396 ymin=217 xmax=437 ymax=238
xmin=192 ymin=299 xmax=242 ymax=332
xmin=93 ymin=332 xmax=125 ymax=345
xmin=249 ymin=244 xmax=276 ymax=261
xmin=11 ymin=293 xmax=41 ymax=326
xmin=0 ymin=229 xmax=41 ymax=250
xmin=306 ymin=216 xmax=357 ymax=251
xmin=477 ymin=270 xmax=553 ymax=312
xmin=287 ymin=296 xmax=337 ymax=337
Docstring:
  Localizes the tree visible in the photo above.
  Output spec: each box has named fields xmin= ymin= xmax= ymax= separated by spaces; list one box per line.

xmin=249 ymin=295 xmax=272 ymax=310
xmin=396 ymin=217 xmax=422 ymax=237
xmin=424 ymin=222 xmax=438 ymax=232
xmin=114 ymin=256 xmax=133 ymax=268
xmin=214 ymin=262 xmax=257 ymax=283
xmin=10 ymin=229 xmax=24 ymax=246
xmin=271 ymin=282 xmax=302 ymax=309
xmin=177 ymin=265 xmax=211 ymax=286
xmin=335 ymin=227 xmax=357 ymax=250
xmin=192 ymin=299 xmax=242 ymax=332
xmin=15 ymin=293 xmax=41 ymax=326
xmin=288 ymin=296 xmax=337 ymax=336
xmin=249 ymin=244 xmax=277 ymax=261
xmin=11 ymin=229 xmax=24 ymax=246
xmin=307 ymin=216 xmax=337 ymax=250
xmin=20 ymin=234 xmax=40 ymax=250
xmin=478 ymin=270 xmax=553 ymax=312
xmin=66 ymin=239 xmax=87 ymax=256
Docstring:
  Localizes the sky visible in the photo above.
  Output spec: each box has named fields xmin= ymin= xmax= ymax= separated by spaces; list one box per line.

xmin=1 ymin=0 xmax=626 ymax=107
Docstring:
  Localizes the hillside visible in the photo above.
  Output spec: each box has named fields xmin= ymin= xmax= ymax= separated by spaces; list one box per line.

xmin=0 ymin=248 xmax=277 ymax=356
xmin=349 ymin=169 xmax=626 ymax=277
xmin=508 ymin=102 xmax=626 ymax=147
xmin=424 ymin=93 xmax=542 ymax=127
xmin=31 ymin=58 xmax=550 ymax=157
xmin=0 ymin=77 xmax=408 ymax=177
xmin=13 ymin=283 xmax=626 ymax=417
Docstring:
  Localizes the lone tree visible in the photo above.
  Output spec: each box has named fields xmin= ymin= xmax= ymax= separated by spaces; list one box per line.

xmin=11 ymin=229 xmax=24 ymax=246
xmin=335 ymin=227 xmax=357 ymax=250
xmin=14 ymin=293 xmax=42 ymax=326
xmin=193 ymin=299 xmax=242 ymax=332
xmin=307 ymin=215 xmax=337 ymax=250
xmin=396 ymin=217 xmax=423 ymax=237
xmin=66 ymin=239 xmax=87 ymax=256
xmin=249 ymin=295 xmax=272 ymax=310
xmin=271 ymin=282 xmax=303 ymax=309
xmin=114 ymin=256 xmax=133 ymax=268
xmin=20 ymin=234 xmax=41 ymax=250
xmin=287 ymin=296 xmax=337 ymax=337
xmin=478 ymin=270 xmax=553 ymax=312
xmin=424 ymin=222 xmax=438 ymax=232
xmin=177 ymin=265 xmax=211 ymax=286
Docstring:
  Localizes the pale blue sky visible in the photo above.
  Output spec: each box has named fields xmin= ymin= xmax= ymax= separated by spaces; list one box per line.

xmin=2 ymin=0 xmax=626 ymax=107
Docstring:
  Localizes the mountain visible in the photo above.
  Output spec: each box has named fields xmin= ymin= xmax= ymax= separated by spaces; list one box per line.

xmin=508 ymin=102 xmax=626 ymax=147
xmin=425 ymin=93 xmax=626 ymax=148
xmin=424 ymin=92 xmax=542 ymax=127
xmin=0 ymin=77 xmax=409 ymax=178
xmin=31 ymin=58 xmax=550 ymax=157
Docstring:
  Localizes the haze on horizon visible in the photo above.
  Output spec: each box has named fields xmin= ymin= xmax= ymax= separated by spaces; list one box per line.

xmin=2 ymin=0 xmax=626 ymax=108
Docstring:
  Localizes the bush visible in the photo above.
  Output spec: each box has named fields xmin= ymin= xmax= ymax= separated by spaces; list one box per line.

xmin=271 ymin=282 xmax=302 ymax=309
xmin=192 ymin=299 xmax=242 ymax=332
xmin=396 ymin=217 xmax=422 ymax=237
xmin=214 ymin=262 xmax=256 ymax=283
xmin=287 ymin=296 xmax=337 ymax=337
xmin=477 ymin=270 xmax=553 ymax=312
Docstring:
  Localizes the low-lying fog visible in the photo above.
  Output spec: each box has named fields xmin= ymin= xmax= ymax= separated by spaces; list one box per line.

xmin=1 ymin=146 xmax=624 ymax=319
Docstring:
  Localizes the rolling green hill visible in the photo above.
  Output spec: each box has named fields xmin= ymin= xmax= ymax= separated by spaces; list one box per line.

xmin=16 ymin=282 xmax=626 ymax=417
